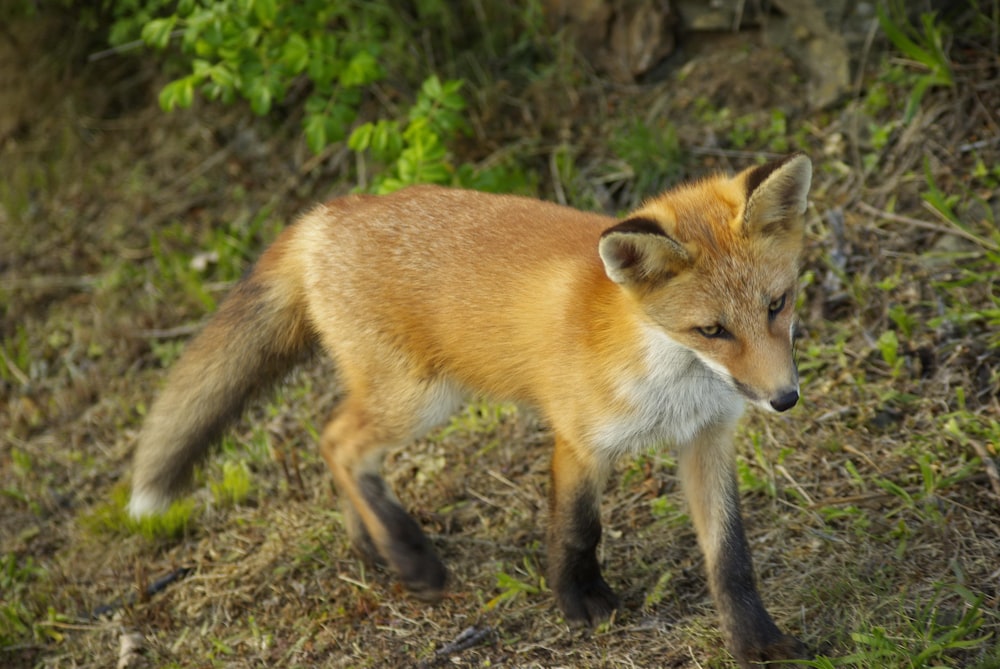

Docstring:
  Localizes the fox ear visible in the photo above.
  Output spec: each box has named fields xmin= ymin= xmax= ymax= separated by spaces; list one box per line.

xmin=741 ymin=153 xmax=811 ymax=237
xmin=599 ymin=218 xmax=692 ymax=286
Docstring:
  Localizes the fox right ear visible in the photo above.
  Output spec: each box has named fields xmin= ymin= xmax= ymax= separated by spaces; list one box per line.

xmin=599 ymin=218 xmax=692 ymax=286
xmin=741 ymin=153 xmax=812 ymax=238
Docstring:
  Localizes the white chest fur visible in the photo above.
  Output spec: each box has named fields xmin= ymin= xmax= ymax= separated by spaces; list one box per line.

xmin=588 ymin=326 xmax=744 ymax=458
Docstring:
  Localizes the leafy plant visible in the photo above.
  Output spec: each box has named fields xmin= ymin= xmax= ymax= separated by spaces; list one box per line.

xmin=142 ymin=0 xmax=394 ymax=149
xmin=124 ymin=1 xmax=534 ymax=193
xmin=0 ymin=553 xmax=46 ymax=644
xmin=485 ymin=556 xmax=544 ymax=611
xmin=348 ymin=76 xmax=468 ymax=193
xmin=210 ymin=460 xmax=254 ymax=508
xmin=877 ymin=2 xmax=954 ymax=123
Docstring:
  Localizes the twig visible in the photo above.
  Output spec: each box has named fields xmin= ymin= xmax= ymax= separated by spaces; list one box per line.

xmin=856 ymin=201 xmax=998 ymax=252
xmin=434 ymin=625 xmax=494 ymax=657
xmin=134 ymin=324 xmax=202 ymax=339
xmin=809 ymin=493 xmax=895 ymax=509
xmin=0 ymin=347 xmax=30 ymax=386
xmin=958 ymin=136 xmax=1000 ymax=153
xmin=89 ymin=566 xmax=193 ymax=619
xmin=776 ymin=464 xmax=814 ymax=506
xmin=88 ymin=30 xmax=186 ymax=62
xmin=418 ymin=625 xmax=495 ymax=667
xmin=337 ymin=573 xmax=371 ymax=590
xmin=550 ymin=147 xmax=567 ymax=206
xmin=687 ymin=146 xmax=784 ymax=160
xmin=922 ymin=200 xmax=1000 ymax=252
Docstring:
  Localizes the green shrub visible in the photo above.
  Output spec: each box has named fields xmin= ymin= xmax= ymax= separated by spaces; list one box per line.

xmin=116 ymin=0 xmax=533 ymax=193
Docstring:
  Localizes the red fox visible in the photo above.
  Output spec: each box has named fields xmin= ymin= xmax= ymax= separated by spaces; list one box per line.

xmin=130 ymin=154 xmax=812 ymax=667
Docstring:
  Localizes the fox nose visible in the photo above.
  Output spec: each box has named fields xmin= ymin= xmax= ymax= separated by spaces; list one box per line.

xmin=770 ymin=389 xmax=799 ymax=412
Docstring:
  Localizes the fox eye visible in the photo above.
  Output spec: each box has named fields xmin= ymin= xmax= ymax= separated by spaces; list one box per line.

xmin=768 ymin=293 xmax=787 ymax=318
xmin=697 ymin=324 xmax=728 ymax=339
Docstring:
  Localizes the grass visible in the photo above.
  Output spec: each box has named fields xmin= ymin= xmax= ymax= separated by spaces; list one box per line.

xmin=1 ymin=4 xmax=999 ymax=668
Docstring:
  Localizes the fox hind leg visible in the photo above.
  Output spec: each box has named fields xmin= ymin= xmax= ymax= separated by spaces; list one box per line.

xmin=319 ymin=376 xmax=460 ymax=602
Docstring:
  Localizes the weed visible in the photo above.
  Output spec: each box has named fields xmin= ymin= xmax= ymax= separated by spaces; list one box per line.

xmin=436 ymin=399 xmax=517 ymax=443
xmin=877 ymin=329 xmax=902 ymax=377
xmin=877 ymin=1 xmax=955 ymax=123
xmin=857 ymin=586 xmax=990 ymax=667
xmin=649 ymin=495 xmax=688 ymax=527
xmin=737 ymin=431 xmax=790 ymax=498
xmin=81 ymin=485 xmax=197 ymax=542
xmin=210 ymin=460 xmax=254 ymax=508
xmin=0 ymin=324 xmax=32 ymax=384
xmin=643 ymin=569 xmax=676 ymax=610
xmin=485 ymin=556 xmax=544 ymax=611
xmin=608 ymin=118 xmax=684 ymax=207
xmin=0 ymin=553 xmax=45 ymax=644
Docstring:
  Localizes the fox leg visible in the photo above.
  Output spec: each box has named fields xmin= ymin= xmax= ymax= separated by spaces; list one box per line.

xmin=319 ymin=382 xmax=452 ymax=602
xmin=547 ymin=434 xmax=620 ymax=624
xmin=678 ymin=421 xmax=806 ymax=667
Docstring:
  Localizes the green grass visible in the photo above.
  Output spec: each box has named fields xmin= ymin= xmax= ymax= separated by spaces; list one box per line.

xmin=81 ymin=485 xmax=197 ymax=542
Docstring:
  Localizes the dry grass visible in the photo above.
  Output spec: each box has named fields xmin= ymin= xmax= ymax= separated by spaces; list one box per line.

xmin=2 ymin=7 xmax=999 ymax=669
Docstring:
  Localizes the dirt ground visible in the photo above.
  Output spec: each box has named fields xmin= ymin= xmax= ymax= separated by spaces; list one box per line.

xmin=2 ymin=7 xmax=999 ymax=669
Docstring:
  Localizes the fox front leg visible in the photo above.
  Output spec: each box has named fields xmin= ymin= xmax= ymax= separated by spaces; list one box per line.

xmin=679 ymin=421 xmax=807 ymax=667
xmin=547 ymin=435 xmax=620 ymax=624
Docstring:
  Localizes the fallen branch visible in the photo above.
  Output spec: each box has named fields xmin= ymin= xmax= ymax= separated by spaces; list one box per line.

xmin=89 ymin=566 xmax=194 ymax=620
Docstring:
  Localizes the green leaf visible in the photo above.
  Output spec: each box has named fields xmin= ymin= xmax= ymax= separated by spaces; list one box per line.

xmin=370 ymin=120 xmax=402 ymax=160
xmin=348 ymin=122 xmax=373 ymax=152
xmin=304 ymin=114 xmax=327 ymax=154
xmin=158 ymin=77 xmax=195 ymax=111
xmin=253 ymin=0 xmax=277 ymax=25
xmin=248 ymin=80 xmax=272 ymax=115
xmin=208 ymin=63 xmax=235 ymax=90
xmin=877 ymin=330 xmax=899 ymax=368
xmin=281 ymin=33 xmax=310 ymax=74
xmin=141 ymin=16 xmax=177 ymax=50
xmin=340 ymin=51 xmax=383 ymax=87
xmin=421 ymin=74 xmax=443 ymax=99
xmin=307 ymin=35 xmax=336 ymax=84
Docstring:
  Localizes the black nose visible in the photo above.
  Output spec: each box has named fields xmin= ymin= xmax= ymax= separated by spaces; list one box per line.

xmin=770 ymin=389 xmax=799 ymax=412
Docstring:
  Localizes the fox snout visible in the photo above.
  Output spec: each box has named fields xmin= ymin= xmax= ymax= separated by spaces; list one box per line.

xmin=769 ymin=387 xmax=799 ymax=412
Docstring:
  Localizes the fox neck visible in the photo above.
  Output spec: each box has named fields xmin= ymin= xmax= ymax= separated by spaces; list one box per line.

xmin=579 ymin=273 xmax=745 ymax=458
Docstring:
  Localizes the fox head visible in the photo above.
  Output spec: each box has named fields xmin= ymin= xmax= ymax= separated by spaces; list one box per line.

xmin=599 ymin=154 xmax=812 ymax=413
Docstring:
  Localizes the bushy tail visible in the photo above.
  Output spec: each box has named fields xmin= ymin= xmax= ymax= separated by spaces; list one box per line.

xmin=129 ymin=230 xmax=314 ymax=517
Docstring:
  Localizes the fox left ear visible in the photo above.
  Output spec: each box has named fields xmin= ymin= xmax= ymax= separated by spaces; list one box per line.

xmin=741 ymin=153 xmax=812 ymax=238
xmin=599 ymin=217 xmax=692 ymax=286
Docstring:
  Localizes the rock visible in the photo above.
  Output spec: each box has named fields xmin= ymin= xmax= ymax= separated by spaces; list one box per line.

xmin=764 ymin=0 xmax=852 ymax=109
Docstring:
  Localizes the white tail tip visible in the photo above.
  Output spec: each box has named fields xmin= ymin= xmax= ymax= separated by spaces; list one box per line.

xmin=128 ymin=488 xmax=173 ymax=519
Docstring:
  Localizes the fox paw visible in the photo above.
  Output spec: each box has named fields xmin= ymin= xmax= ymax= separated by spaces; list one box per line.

xmin=733 ymin=633 xmax=809 ymax=668
xmin=555 ymin=576 xmax=621 ymax=626
xmin=390 ymin=541 xmax=448 ymax=603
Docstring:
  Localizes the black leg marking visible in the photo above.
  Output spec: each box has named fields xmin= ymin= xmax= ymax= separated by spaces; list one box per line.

xmin=549 ymin=488 xmax=620 ymax=625
xmin=714 ymin=482 xmax=808 ymax=667
xmin=357 ymin=473 xmax=447 ymax=601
